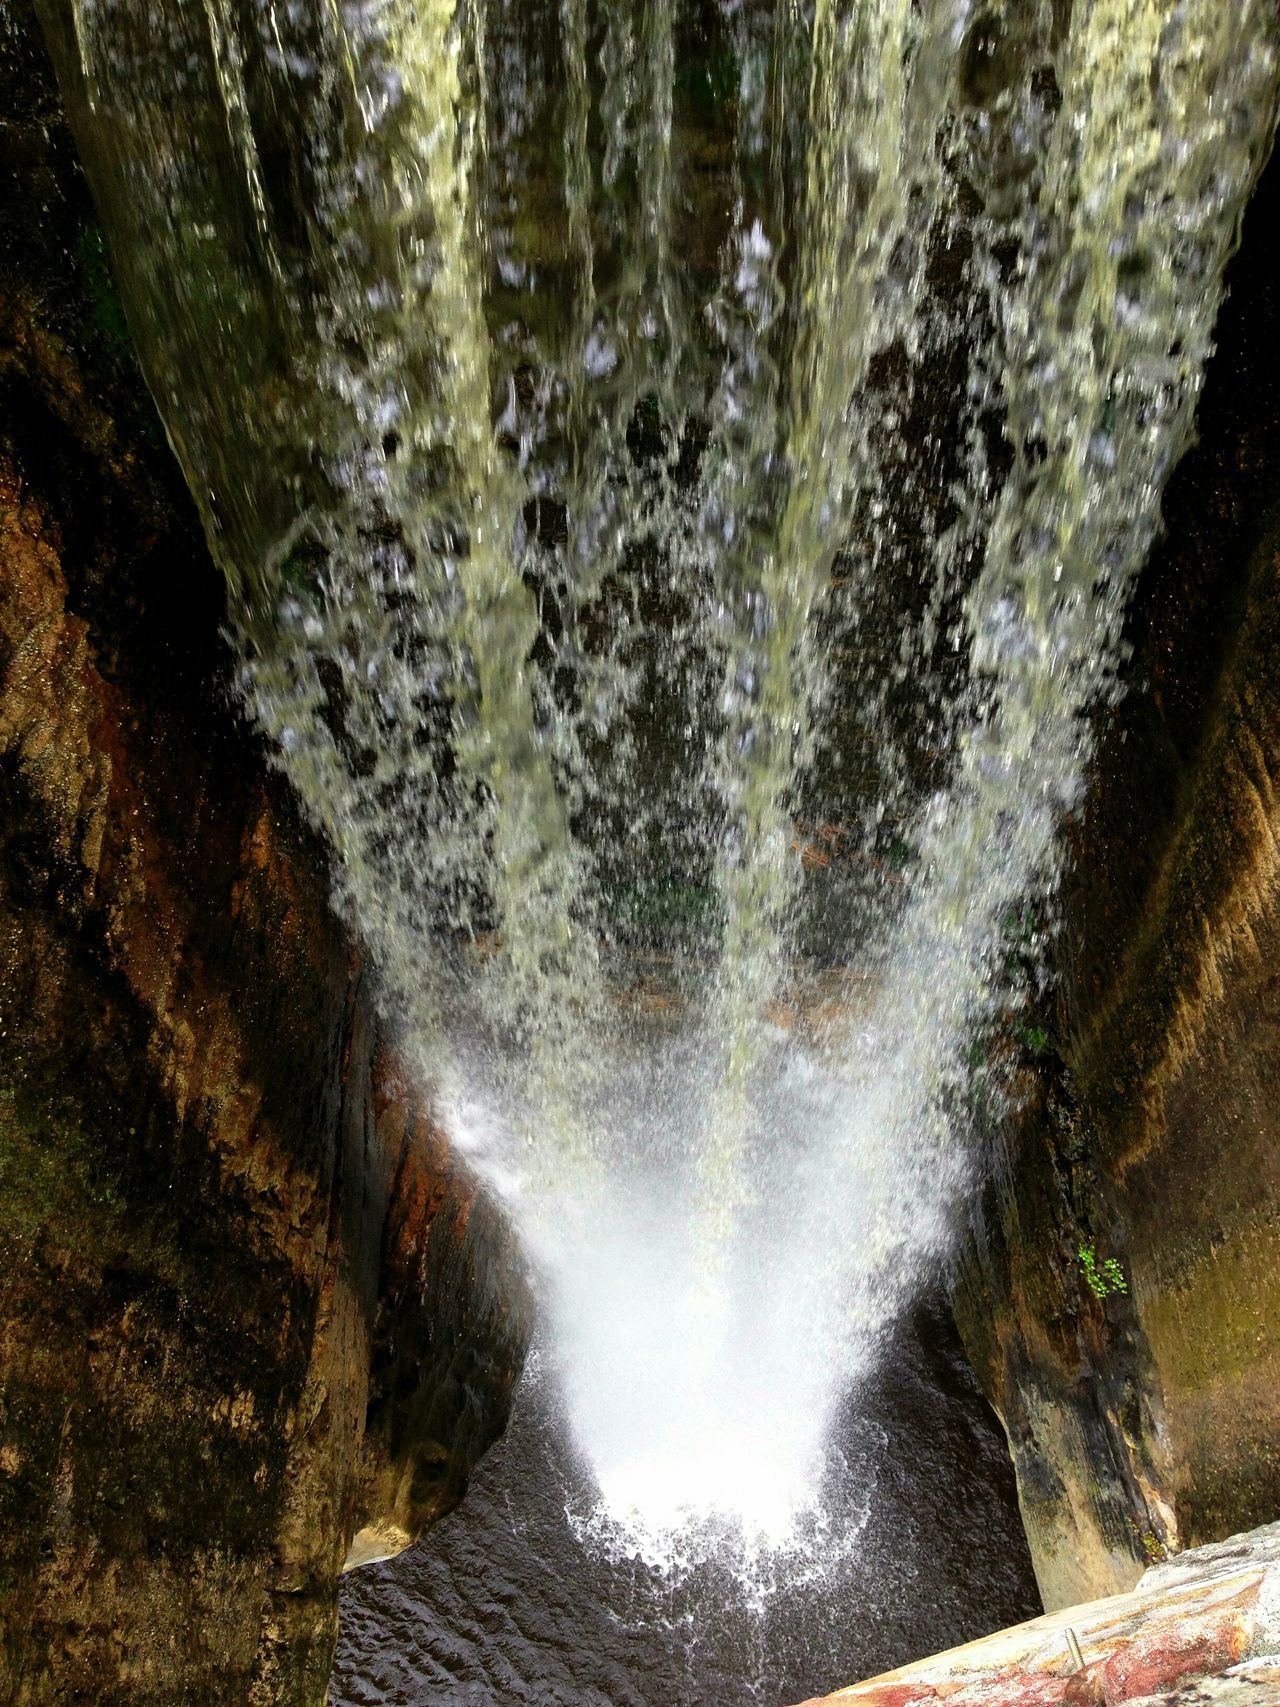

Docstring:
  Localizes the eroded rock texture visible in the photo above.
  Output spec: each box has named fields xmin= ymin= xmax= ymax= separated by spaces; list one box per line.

xmin=0 ymin=10 xmax=530 ymax=1703
xmin=951 ymin=149 xmax=1280 ymax=1610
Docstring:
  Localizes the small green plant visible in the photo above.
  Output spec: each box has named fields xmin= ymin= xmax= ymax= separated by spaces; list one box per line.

xmin=1014 ymin=1021 xmax=1050 ymax=1055
xmin=1077 ymin=1242 xmax=1128 ymax=1300
xmin=1136 ymin=1527 xmax=1168 ymax=1565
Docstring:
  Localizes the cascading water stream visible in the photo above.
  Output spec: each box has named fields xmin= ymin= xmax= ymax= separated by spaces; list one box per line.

xmin=39 ymin=0 xmax=1280 ymax=1576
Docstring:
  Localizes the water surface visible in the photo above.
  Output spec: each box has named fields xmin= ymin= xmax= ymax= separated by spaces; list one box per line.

xmin=334 ymin=1299 xmax=1039 ymax=1707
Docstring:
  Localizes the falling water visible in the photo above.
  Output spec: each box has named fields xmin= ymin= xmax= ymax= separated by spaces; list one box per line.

xmin=39 ymin=0 xmax=1279 ymax=1567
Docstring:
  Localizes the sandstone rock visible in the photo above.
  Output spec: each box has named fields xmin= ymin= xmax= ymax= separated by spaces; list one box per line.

xmin=950 ymin=138 xmax=1280 ymax=1609
xmin=0 ymin=9 xmax=530 ymax=1701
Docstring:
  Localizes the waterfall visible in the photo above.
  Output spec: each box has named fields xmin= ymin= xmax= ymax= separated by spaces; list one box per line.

xmin=41 ymin=0 xmax=1280 ymax=1554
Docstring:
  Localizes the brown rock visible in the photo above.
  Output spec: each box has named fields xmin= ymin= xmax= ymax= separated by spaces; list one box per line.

xmin=0 ymin=9 xmax=530 ymax=1701
xmin=950 ymin=137 xmax=1280 ymax=1609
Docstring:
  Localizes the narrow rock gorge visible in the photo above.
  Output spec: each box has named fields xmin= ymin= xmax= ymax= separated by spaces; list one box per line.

xmin=2 ymin=0 xmax=1279 ymax=1703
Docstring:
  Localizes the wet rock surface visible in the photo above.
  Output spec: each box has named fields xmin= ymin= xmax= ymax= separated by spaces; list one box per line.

xmin=950 ymin=142 xmax=1280 ymax=1607
xmin=0 ymin=9 xmax=529 ymax=1703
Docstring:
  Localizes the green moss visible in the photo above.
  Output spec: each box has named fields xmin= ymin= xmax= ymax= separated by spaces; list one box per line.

xmin=1142 ymin=1226 xmax=1280 ymax=1393
xmin=0 ymin=1088 xmax=125 ymax=1256
xmin=1014 ymin=1021 xmax=1051 ymax=1056
xmin=74 ymin=223 xmax=134 ymax=365
xmin=607 ymin=874 xmax=716 ymax=936
xmin=0 ymin=1084 xmax=238 ymax=1317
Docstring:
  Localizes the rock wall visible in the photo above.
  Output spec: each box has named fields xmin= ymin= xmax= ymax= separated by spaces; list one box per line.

xmin=0 ymin=10 xmax=530 ymax=1703
xmin=951 ymin=143 xmax=1280 ymax=1610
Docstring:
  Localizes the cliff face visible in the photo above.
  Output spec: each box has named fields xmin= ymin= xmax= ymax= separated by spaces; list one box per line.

xmin=0 ymin=11 xmax=530 ymax=1703
xmin=951 ymin=148 xmax=1280 ymax=1611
